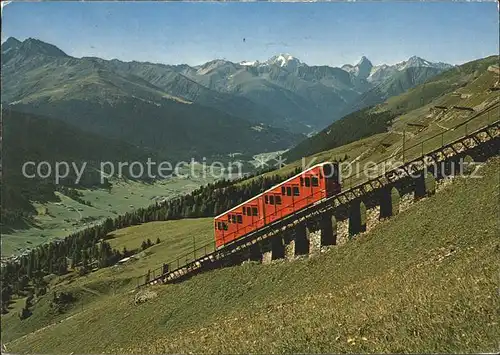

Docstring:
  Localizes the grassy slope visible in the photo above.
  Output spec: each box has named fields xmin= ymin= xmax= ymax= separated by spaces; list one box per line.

xmin=3 ymin=158 xmax=499 ymax=354
xmin=1 ymin=218 xmax=214 ymax=343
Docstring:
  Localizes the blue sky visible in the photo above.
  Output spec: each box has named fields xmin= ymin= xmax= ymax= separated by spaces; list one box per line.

xmin=2 ymin=1 xmax=498 ymax=67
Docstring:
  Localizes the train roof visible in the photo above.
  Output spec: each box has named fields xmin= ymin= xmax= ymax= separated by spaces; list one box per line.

xmin=215 ymin=161 xmax=333 ymax=219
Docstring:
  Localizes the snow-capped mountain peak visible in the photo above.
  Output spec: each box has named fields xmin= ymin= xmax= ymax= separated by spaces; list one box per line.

xmin=194 ymin=59 xmax=243 ymax=76
xmin=342 ymin=56 xmax=373 ymax=79
xmin=366 ymin=56 xmax=454 ymax=83
xmin=394 ymin=56 xmax=453 ymax=71
xmin=266 ymin=53 xmax=302 ymax=69
xmin=238 ymin=54 xmax=302 ymax=69
xmin=240 ymin=60 xmax=260 ymax=66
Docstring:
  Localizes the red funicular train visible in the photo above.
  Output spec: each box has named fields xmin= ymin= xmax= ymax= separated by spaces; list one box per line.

xmin=214 ymin=162 xmax=341 ymax=248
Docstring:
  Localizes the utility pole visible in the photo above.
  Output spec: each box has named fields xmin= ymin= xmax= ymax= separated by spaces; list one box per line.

xmin=402 ymin=129 xmax=406 ymax=163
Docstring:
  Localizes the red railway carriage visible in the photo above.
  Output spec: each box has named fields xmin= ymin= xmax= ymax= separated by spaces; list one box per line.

xmin=214 ymin=162 xmax=341 ymax=249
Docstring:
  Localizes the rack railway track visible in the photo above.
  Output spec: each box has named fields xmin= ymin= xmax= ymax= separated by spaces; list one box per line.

xmin=137 ymin=115 xmax=499 ymax=288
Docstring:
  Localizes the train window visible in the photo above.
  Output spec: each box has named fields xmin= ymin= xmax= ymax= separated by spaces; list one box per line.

xmin=312 ymin=177 xmax=319 ymax=187
xmin=300 ymin=177 xmax=304 ymax=186
xmin=269 ymin=195 xmax=275 ymax=205
xmin=252 ymin=207 xmax=258 ymax=216
xmin=223 ymin=222 xmax=228 ymax=231
xmin=281 ymin=186 xmax=286 ymax=195
xmin=227 ymin=215 xmax=231 ymax=223
xmin=305 ymin=177 xmax=311 ymax=187
xmin=286 ymin=186 xmax=292 ymax=196
xmin=265 ymin=195 xmax=269 ymax=204
xmin=217 ymin=222 xmax=222 ymax=230
xmin=243 ymin=208 xmax=246 ymax=215
xmin=275 ymin=196 xmax=282 ymax=205
xmin=237 ymin=215 xmax=242 ymax=224
xmin=293 ymin=186 xmax=300 ymax=196
xmin=247 ymin=207 xmax=252 ymax=216
xmin=231 ymin=215 xmax=236 ymax=223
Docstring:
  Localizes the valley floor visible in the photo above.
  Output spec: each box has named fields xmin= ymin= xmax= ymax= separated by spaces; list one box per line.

xmin=1 ymin=171 xmax=216 ymax=258
xmin=2 ymin=158 xmax=498 ymax=354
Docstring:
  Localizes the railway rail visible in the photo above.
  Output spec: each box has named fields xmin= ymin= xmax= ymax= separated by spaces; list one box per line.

xmin=137 ymin=112 xmax=499 ymax=288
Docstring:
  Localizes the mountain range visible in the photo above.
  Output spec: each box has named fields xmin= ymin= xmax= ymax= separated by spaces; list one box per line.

xmin=285 ymin=55 xmax=498 ymax=161
xmin=179 ymin=53 xmax=453 ymax=132
xmin=1 ymin=37 xmax=302 ymax=161
xmin=1 ymin=37 xmax=454 ymax=160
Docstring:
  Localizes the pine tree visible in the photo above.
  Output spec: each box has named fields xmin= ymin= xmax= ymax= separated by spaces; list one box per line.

xmin=26 ymin=253 xmax=34 ymax=279
xmin=98 ymin=241 xmax=112 ymax=268
xmin=71 ymin=248 xmax=81 ymax=269
xmin=81 ymin=249 xmax=90 ymax=274
xmin=103 ymin=218 xmax=114 ymax=234
xmin=57 ymin=257 xmax=68 ymax=275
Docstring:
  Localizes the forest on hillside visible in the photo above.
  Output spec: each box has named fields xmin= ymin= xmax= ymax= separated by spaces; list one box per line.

xmin=285 ymin=108 xmax=397 ymax=161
